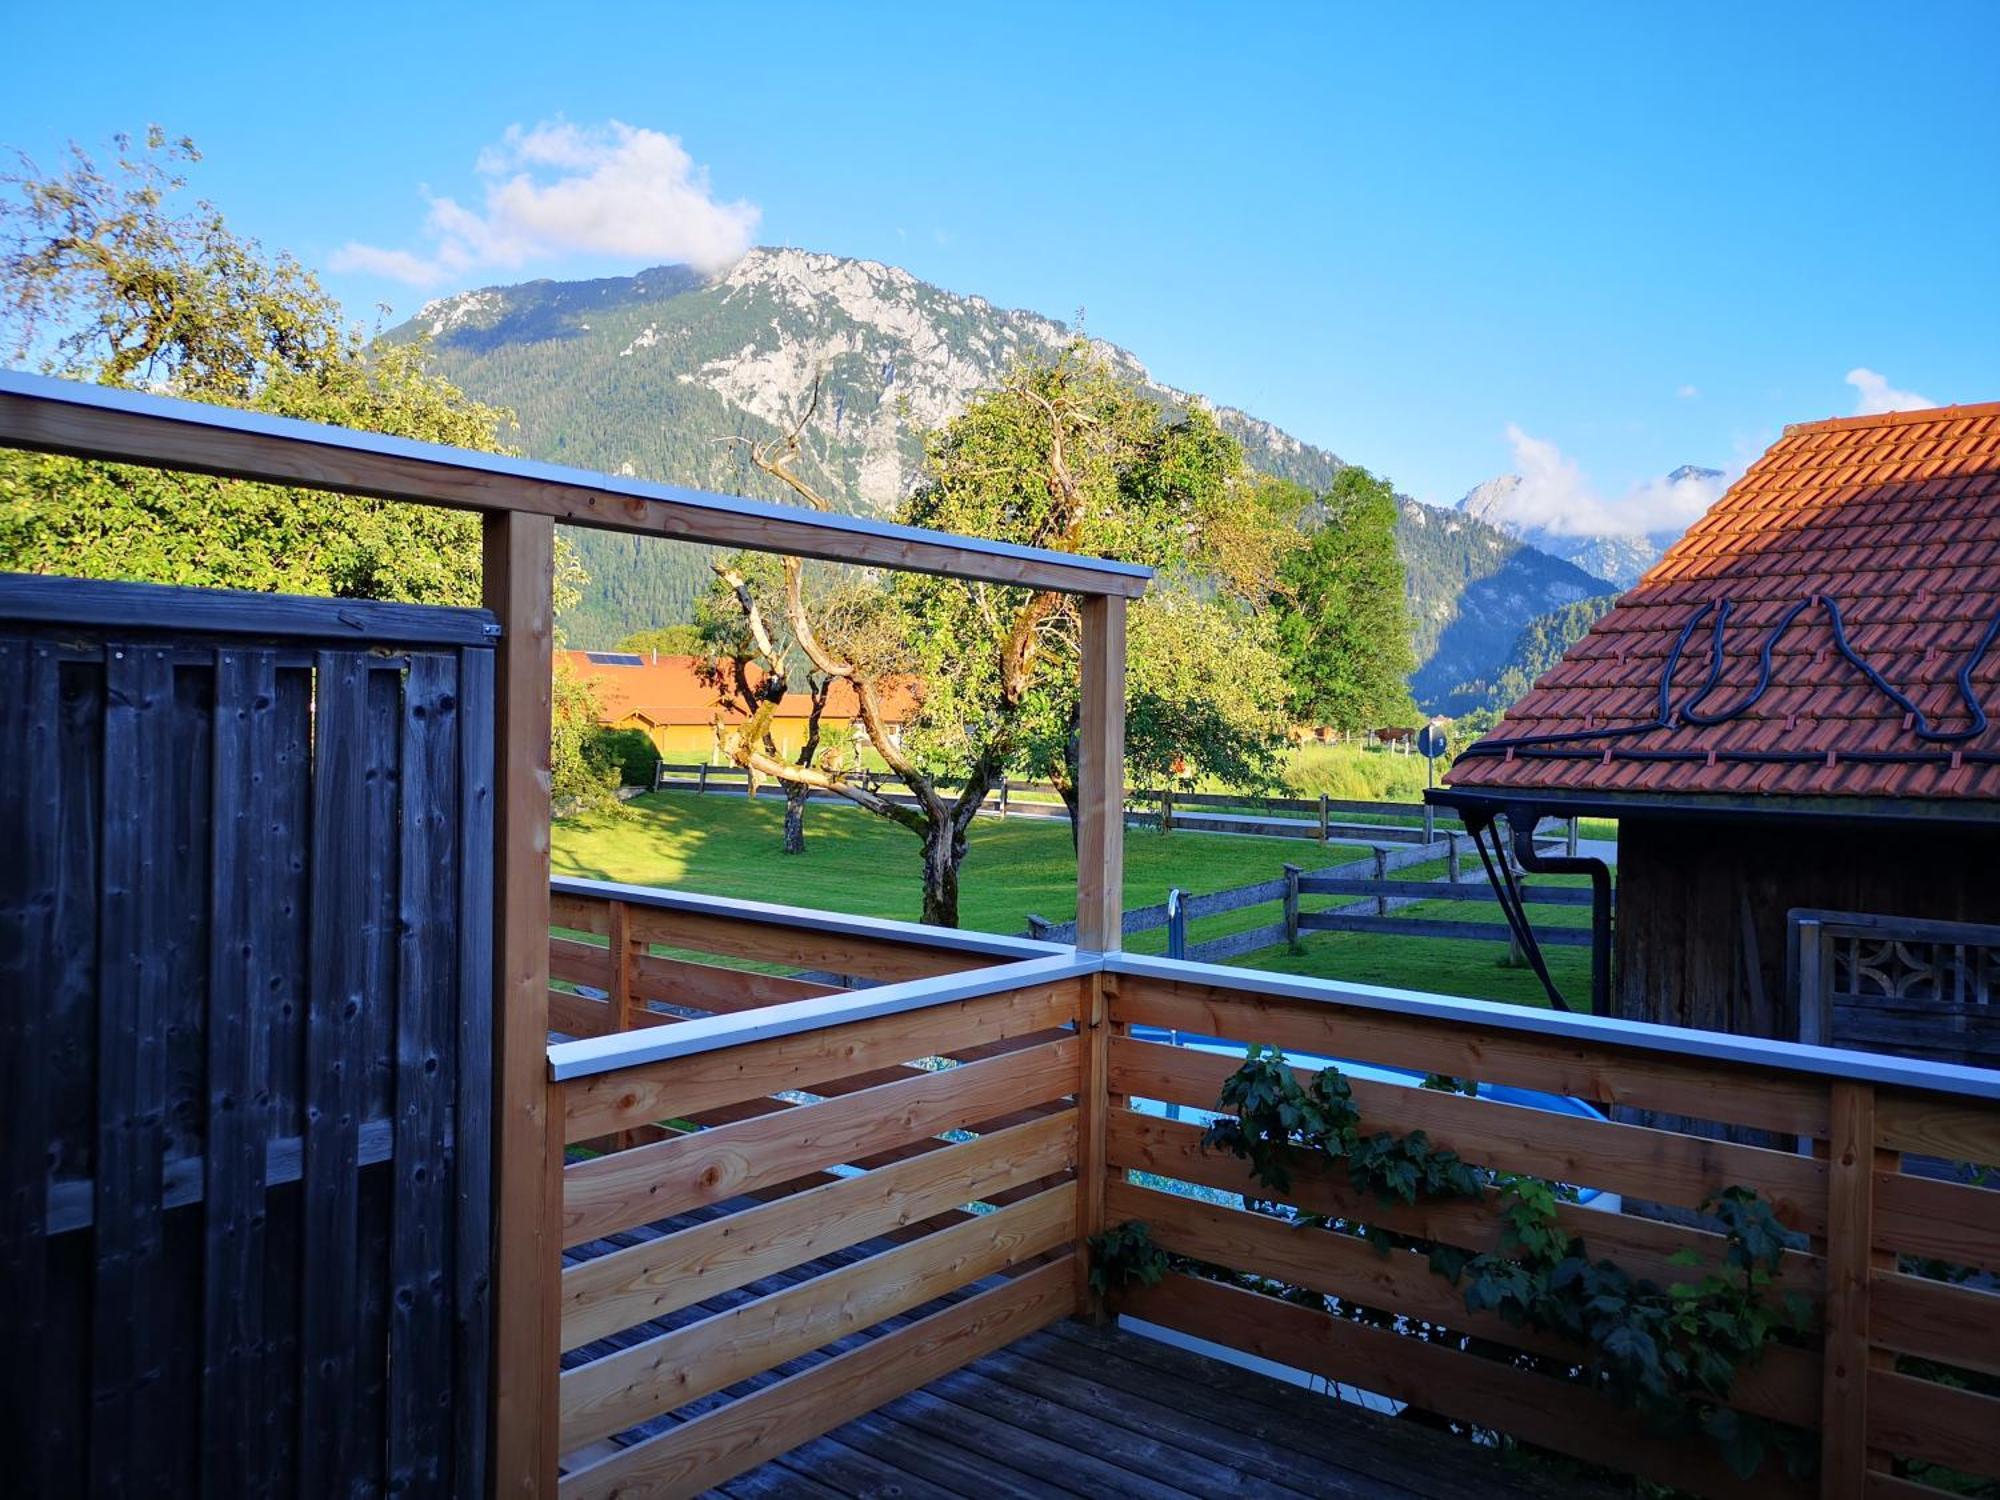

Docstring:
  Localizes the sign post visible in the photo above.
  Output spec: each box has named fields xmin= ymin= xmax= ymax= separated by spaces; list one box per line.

xmin=1416 ymin=724 xmax=1449 ymax=844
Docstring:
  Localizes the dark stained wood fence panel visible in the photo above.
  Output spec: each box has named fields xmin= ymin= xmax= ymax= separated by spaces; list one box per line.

xmin=0 ymin=574 xmax=495 ymax=1499
xmin=0 ymin=638 xmax=61 ymax=1493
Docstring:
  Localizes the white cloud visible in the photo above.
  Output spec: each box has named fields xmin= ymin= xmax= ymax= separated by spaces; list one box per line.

xmin=1845 ymin=367 xmax=1935 ymax=416
xmin=1676 ymin=383 xmax=1700 ymax=399
xmin=1498 ymin=424 xmax=1731 ymax=538
xmin=331 ymin=120 xmax=759 ymax=287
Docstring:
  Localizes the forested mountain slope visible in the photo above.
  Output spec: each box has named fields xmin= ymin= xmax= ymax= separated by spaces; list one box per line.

xmin=393 ymin=247 xmax=1608 ymax=708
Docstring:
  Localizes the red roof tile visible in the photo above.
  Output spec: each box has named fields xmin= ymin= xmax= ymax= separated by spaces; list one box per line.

xmin=1446 ymin=400 xmax=2000 ymax=803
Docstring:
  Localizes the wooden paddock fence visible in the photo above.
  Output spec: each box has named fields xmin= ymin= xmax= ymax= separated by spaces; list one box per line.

xmin=646 ymin=761 xmax=1574 ymax=850
xmin=1022 ymin=831 xmax=1585 ymax=963
xmin=1287 ymin=845 xmax=1605 ymax=949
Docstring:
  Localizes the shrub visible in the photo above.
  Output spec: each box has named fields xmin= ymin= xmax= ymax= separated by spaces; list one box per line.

xmin=594 ymin=728 xmax=660 ymax=788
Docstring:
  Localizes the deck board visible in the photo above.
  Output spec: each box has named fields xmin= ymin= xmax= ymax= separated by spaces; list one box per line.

xmin=569 ymin=1196 xmax=1617 ymax=1500
xmin=693 ymin=1315 xmax=1618 ymax=1499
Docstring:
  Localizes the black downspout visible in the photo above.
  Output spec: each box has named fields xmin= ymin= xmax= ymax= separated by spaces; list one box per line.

xmin=1505 ymin=803 xmax=1613 ymax=1016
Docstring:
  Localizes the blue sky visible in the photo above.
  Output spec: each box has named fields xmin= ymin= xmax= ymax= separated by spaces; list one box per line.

xmin=5 ymin=1 xmax=1997 ymax=515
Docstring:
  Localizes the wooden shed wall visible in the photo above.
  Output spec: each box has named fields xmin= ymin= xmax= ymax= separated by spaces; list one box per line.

xmin=1614 ymin=814 xmax=2000 ymax=1044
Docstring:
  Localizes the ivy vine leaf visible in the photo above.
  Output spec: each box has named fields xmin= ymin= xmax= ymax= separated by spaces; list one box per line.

xmin=1427 ymin=1244 xmax=1473 ymax=1283
xmin=1697 ymin=1406 xmax=1769 ymax=1480
xmin=1599 ymin=1322 xmax=1666 ymax=1387
xmin=1781 ymin=1291 xmax=1814 ymax=1331
xmin=1088 ymin=1219 xmax=1170 ymax=1296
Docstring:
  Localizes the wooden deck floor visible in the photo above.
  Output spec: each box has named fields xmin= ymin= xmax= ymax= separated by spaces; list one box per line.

xmin=704 ymin=1317 xmax=1605 ymax=1500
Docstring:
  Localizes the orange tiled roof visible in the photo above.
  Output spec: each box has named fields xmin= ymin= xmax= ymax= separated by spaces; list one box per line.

xmin=1445 ymin=401 xmax=2000 ymax=803
xmin=561 ymin=652 xmax=921 ymax=727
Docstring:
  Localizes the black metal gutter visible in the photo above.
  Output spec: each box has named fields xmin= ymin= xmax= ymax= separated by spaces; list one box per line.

xmin=1505 ymin=804 xmax=1613 ymax=1016
xmin=1425 ymin=784 xmax=2000 ymax=832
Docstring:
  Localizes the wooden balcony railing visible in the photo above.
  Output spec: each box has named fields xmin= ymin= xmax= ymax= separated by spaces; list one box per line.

xmin=542 ymin=946 xmax=1098 ymax=1496
xmin=545 ymin=876 xmax=1064 ymax=1038
xmin=1097 ymin=955 xmax=2000 ymax=1500
xmin=530 ymin=898 xmax=2000 ymax=1500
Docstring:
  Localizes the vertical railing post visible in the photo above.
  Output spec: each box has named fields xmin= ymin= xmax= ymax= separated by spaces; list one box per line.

xmin=1446 ymin=831 xmax=1462 ymax=884
xmin=606 ymin=898 xmax=639 ymax=1150
xmin=997 ymin=776 xmax=1009 ymax=820
xmin=482 ymin=512 xmax=557 ymax=1500
xmin=1819 ymin=1080 xmax=1879 ymax=1495
xmin=1373 ymin=846 xmax=1390 ymax=917
xmin=1076 ymin=594 xmax=1127 ymax=953
xmin=696 ymin=762 xmax=708 ymax=795
xmin=1423 ymin=799 xmax=1435 ymax=845
xmin=607 ymin=898 xmax=637 ymax=1036
xmin=1160 ymin=784 xmax=1174 ymax=835
xmin=1317 ymin=793 xmax=1330 ymax=844
xmin=1283 ymin=863 xmax=1302 ymax=949
xmin=1074 ymin=971 xmax=1115 ymax=1318
xmin=1567 ymin=814 xmax=1580 ymax=857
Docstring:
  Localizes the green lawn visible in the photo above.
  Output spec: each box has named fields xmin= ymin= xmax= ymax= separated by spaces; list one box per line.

xmin=554 ymin=790 xmax=1593 ymax=1006
xmin=554 ymin=789 xmax=1367 ymax=939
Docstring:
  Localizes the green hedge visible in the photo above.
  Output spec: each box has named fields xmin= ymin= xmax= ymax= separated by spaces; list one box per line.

xmin=594 ymin=728 xmax=660 ymax=787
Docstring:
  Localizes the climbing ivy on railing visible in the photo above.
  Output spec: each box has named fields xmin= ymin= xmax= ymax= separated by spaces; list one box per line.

xmin=1087 ymin=1218 xmax=1170 ymax=1296
xmin=1186 ymin=1045 xmax=1818 ymax=1481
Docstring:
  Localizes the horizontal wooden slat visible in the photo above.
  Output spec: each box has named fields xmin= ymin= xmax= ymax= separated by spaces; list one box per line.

xmin=561 ymin=1109 xmax=1078 ymax=1350
xmin=549 ymin=937 xmax=613 ymax=988
xmin=559 ymin=1181 xmax=1075 ymax=1448
xmin=1298 ymin=913 xmax=1594 ymax=946
xmin=1875 ymin=1091 xmax=2000 ymax=1166
xmin=548 ymin=988 xmax=617 ymax=1040
xmin=1110 ymin=1036 xmax=1827 ymax=1232
xmin=551 ymin=893 xmax=611 ymax=935
xmin=1863 ymin=1472 xmax=1963 ymax=1500
xmin=1294 ymin=878 xmax=1598 ymax=905
xmin=632 ymin=951 xmax=838 ymax=1012
xmin=561 ymin=1037 xmax=1078 ymax=1245
xmin=1106 ymin=1109 xmax=1821 ymax=1297
xmin=562 ymin=979 xmax=1081 ymax=1142
xmin=1117 ymin=1272 xmax=1802 ymax=1499
xmin=1112 ymin=974 xmax=1830 ymax=1138
xmin=557 ymin=1255 xmax=1075 ymax=1499
xmin=1874 ymin=1170 xmax=2000 ymax=1273
xmin=547 ymin=989 xmax=684 ymax=1042
xmin=1869 ymin=1368 xmax=2000 ymax=1479
xmin=625 ymin=904 xmax=995 ymax=984
xmin=1869 ymin=1269 xmax=2000 ymax=1376
xmin=1107 ymin=1179 xmax=1817 ymax=1428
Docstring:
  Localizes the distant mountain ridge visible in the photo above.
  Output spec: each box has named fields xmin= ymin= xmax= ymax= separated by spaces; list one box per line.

xmin=1455 ymin=464 xmax=1726 ymax=588
xmin=390 ymin=246 xmax=1612 ymax=711
xmin=1394 ymin=498 xmax=1614 ymax=712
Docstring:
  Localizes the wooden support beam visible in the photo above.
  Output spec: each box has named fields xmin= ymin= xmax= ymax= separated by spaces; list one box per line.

xmin=483 ymin=512 xmax=558 ymax=1500
xmin=1075 ymin=594 xmax=1127 ymax=953
xmin=0 ymin=370 xmax=1150 ymax=599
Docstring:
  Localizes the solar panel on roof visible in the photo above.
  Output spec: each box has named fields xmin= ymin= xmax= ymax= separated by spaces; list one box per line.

xmin=582 ymin=652 xmax=645 ymax=666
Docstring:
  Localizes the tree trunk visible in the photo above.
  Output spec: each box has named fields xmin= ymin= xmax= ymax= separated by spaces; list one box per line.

xmin=782 ymin=783 xmax=808 ymax=854
xmin=918 ymin=818 xmax=965 ymax=928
